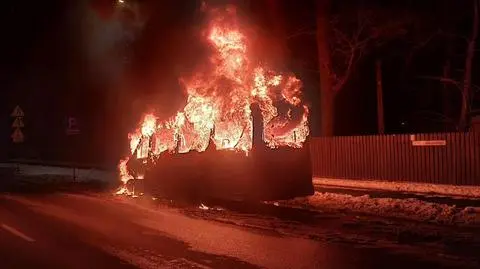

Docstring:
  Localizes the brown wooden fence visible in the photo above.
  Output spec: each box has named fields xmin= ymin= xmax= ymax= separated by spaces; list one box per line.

xmin=310 ymin=132 xmax=480 ymax=185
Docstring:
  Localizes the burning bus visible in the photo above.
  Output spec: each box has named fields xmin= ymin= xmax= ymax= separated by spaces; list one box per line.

xmin=117 ymin=6 xmax=314 ymax=201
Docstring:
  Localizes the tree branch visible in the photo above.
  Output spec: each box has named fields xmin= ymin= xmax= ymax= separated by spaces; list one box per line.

xmin=333 ymin=47 xmax=355 ymax=91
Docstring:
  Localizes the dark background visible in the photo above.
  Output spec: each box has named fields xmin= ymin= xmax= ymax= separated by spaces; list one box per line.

xmin=1 ymin=0 xmax=478 ymax=166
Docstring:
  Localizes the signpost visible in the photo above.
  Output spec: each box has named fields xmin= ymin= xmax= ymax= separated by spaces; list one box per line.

xmin=12 ymin=117 xmax=24 ymax=128
xmin=11 ymin=105 xmax=24 ymax=143
xmin=65 ymin=116 xmax=80 ymax=181
xmin=66 ymin=116 xmax=80 ymax=135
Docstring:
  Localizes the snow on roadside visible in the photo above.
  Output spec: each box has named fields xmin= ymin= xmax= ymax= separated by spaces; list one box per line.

xmin=274 ymin=192 xmax=480 ymax=226
xmin=314 ymin=178 xmax=480 ymax=199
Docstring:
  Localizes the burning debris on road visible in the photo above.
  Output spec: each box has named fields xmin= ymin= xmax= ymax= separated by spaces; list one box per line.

xmin=116 ymin=5 xmax=313 ymax=200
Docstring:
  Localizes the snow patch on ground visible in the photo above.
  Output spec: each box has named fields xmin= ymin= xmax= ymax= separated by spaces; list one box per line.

xmin=314 ymin=178 xmax=480 ymax=199
xmin=275 ymin=192 xmax=480 ymax=226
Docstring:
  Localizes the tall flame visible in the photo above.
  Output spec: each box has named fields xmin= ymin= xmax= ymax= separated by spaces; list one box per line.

xmin=119 ymin=6 xmax=309 ymax=184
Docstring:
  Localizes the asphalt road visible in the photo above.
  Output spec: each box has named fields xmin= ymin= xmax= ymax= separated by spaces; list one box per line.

xmin=0 ymin=192 xmax=478 ymax=269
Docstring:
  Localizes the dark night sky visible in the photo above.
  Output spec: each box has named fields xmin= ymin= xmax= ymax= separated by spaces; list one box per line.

xmin=1 ymin=0 xmax=478 ymax=165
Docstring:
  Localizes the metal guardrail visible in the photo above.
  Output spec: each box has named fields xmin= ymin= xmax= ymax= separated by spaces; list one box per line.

xmin=4 ymin=159 xmax=113 ymax=170
xmin=0 ymin=161 xmax=116 ymax=183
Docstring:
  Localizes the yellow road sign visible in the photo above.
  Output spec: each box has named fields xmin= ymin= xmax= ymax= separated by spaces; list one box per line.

xmin=11 ymin=128 xmax=24 ymax=143
xmin=11 ymin=105 xmax=24 ymax=117
xmin=12 ymin=117 xmax=24 ymax=128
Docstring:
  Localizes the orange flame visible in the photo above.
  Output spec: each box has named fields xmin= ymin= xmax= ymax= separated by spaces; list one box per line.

xmin=141 ymin=114 xmax=157 ymax=137
xmin=118 ymin=6 xmax=309 ymax=186
xmin=118 ymin=157 xmax=132 ymax=185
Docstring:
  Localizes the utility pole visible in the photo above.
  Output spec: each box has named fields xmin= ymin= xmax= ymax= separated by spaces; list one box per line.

xmin=376 ymin=59 xmax=385 ymax=134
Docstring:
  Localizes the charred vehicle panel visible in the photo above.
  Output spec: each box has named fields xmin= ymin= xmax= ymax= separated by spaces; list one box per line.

xmin=117 ymin=6 xmax=313 ymax=201
xmin=124 ymin=104 xmax=313 ymax=201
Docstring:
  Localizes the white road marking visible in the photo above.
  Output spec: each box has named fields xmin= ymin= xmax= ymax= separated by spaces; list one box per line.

xmin=1 ymin=224 xmax=36 ymax=242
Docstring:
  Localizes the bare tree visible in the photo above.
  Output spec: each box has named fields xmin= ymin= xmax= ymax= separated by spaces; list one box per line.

xmin=417 ymin=0 xmax=479 ymax=131
xmin=459 ymin=0 xmax=479 ymax=131
xmin=418 ymin=76 xmax=480 ymax=130
xmin=327 ymin=11 xmax=372 ymax=92
xmin=311 ymin=1 xmax=479 ymax=134
xmin=314 ymin=1 xmax=376 ymax=136
xmin=313 ymin=2 xmax=408 ymax=136
xmin=315 ymin=0 xmax=335 ymax=136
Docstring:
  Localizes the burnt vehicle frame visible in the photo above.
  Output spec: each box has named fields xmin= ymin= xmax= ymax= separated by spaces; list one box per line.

xmin=125 ymin=104 xmax=313 ymax=201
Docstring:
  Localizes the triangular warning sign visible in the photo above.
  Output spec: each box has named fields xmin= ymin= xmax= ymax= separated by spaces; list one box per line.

xmin=11 ymin=128 xmax=24 ymax=143
xmin=12 ymin=117 xmax=24 ymax=128
xmin=11 ymin=105 xmax=24 ymax=117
